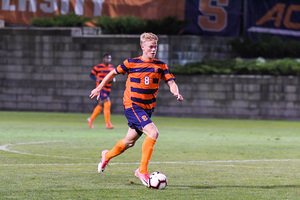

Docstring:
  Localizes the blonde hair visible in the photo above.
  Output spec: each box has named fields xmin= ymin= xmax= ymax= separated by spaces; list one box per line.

xmin=140 ymin=32 xmax=158 ymax=45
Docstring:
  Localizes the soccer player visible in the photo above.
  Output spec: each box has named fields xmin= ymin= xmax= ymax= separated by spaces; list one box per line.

xmin=87 ymin=54 xmax=115 ymax=129
xmin=89 ymin=33 xmax=183 ymax=187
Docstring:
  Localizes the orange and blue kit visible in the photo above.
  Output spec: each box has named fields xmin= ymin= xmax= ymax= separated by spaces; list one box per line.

xmin=116 ymin=56 xmax=175 ymax=133
xmin=90 ymin=63 xmax=115 ymax=100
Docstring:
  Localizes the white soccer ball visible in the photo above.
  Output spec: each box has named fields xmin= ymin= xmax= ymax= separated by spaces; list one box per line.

xmin=148 ymin=171 xmax=167 ymax=189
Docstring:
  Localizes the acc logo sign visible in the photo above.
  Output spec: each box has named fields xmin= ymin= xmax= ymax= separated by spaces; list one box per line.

xmin=256 ymin=3 xmax=300 ymax=29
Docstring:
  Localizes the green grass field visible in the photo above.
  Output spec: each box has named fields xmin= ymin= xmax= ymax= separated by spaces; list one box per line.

xmin=0 ymin=111 xmax=299 ymax=200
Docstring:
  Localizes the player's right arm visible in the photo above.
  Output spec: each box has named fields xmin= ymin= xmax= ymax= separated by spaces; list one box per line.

xmin=90 ymin=70 xmax=118 ymax=100
xmin=90 ymin=73 xmax=96 ymax=81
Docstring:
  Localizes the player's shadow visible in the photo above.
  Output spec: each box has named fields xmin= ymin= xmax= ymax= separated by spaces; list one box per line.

xmin=168 ymin=184 xmax=300 ymax=190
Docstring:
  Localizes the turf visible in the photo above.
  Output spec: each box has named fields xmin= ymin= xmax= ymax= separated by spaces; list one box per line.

xmin=0 ymin=111 xmax=299 ymax=200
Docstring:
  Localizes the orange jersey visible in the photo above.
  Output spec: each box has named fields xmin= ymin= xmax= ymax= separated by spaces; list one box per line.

xmin=91 ymin=63 xmax=115 ymax=91
xmin=115 ymin=56 xmax=175 ymax=112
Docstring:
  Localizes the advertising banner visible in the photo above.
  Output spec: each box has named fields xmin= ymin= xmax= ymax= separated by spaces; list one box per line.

xmin=245 ymin=0 xmax=300 ymax=39
xmin=0 ymin=0 xmax=185 ymax=25
xmin=183 ymin=0 xmax=242 ymax=36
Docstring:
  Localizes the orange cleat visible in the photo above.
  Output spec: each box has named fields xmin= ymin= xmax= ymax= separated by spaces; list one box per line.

xmin=106 ymin=124 xmax=114 ymax=129
xmin=87 ymin=118 xmax=93 ymax=129
xmin=135 ymin=168 xmax=149 ymax=187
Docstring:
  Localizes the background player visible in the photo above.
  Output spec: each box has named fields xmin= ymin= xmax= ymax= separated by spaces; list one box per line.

xmin=87 ymin=54 xmax=115 ymax=129
xmin=90 ymin=33 xmax=183 ymax=187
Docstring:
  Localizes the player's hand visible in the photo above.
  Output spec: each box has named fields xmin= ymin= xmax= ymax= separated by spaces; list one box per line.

xmin=90 ymin=89 xmax=100 ymax=100
xmin=174 ymin=93 xmax=183 ymax=101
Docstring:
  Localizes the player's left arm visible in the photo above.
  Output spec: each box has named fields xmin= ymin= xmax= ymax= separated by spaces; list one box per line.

xmin=167 ymin=80 xmax=183 ymax=101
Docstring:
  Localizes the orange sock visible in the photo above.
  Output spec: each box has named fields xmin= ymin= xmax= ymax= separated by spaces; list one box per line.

xmin=105 ymin=139 xmax=126 ymax=161
xmin=139 ymin=136 xmax=156 ymax=174
xmin=104 ymin=101 xmax=112 ymax=125
xmin=90 ymin=105 xmax=102 ymax=121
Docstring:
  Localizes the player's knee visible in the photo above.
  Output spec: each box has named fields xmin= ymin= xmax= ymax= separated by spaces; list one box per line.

xmin=124 ymin=140 xmax=136 ymax=148
xmin=98 ymin=101 xmax=104 ymax=107
xmin=143 ymin=123 xmax=159 ymax=139
xmin=149 ymin=130 xmax=159 ymax=140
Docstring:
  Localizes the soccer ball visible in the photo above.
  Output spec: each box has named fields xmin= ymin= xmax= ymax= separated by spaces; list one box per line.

xmin=148 ymin=171 xmax=167 ymax=189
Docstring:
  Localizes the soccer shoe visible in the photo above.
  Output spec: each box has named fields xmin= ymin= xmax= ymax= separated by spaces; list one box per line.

xmin=135 ymin=168 xmax=150 ymax=187
xmin=87 ymin=118 xmax=93 ymax=129
xmin=106 ymin=123 xmax=114 ymax=129
xmin=98 ymin=150 xmax=109 ymax=173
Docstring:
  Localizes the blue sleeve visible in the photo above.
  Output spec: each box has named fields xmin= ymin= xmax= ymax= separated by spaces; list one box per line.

xmin=90 ymin=73 xmax=96 ymax=81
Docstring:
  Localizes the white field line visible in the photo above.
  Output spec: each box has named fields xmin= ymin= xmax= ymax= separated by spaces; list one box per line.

xmin=0 ymin=160 xmax=299 ymax=168
xmin=0 ymin=141 xmax=91 ymax=160
xmin=1 ymin=141 xmax=299 ymax=167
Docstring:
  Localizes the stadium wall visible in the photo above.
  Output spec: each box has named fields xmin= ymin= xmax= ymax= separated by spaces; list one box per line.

xmin=0 ymin=28 xmax=299 ymax=120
